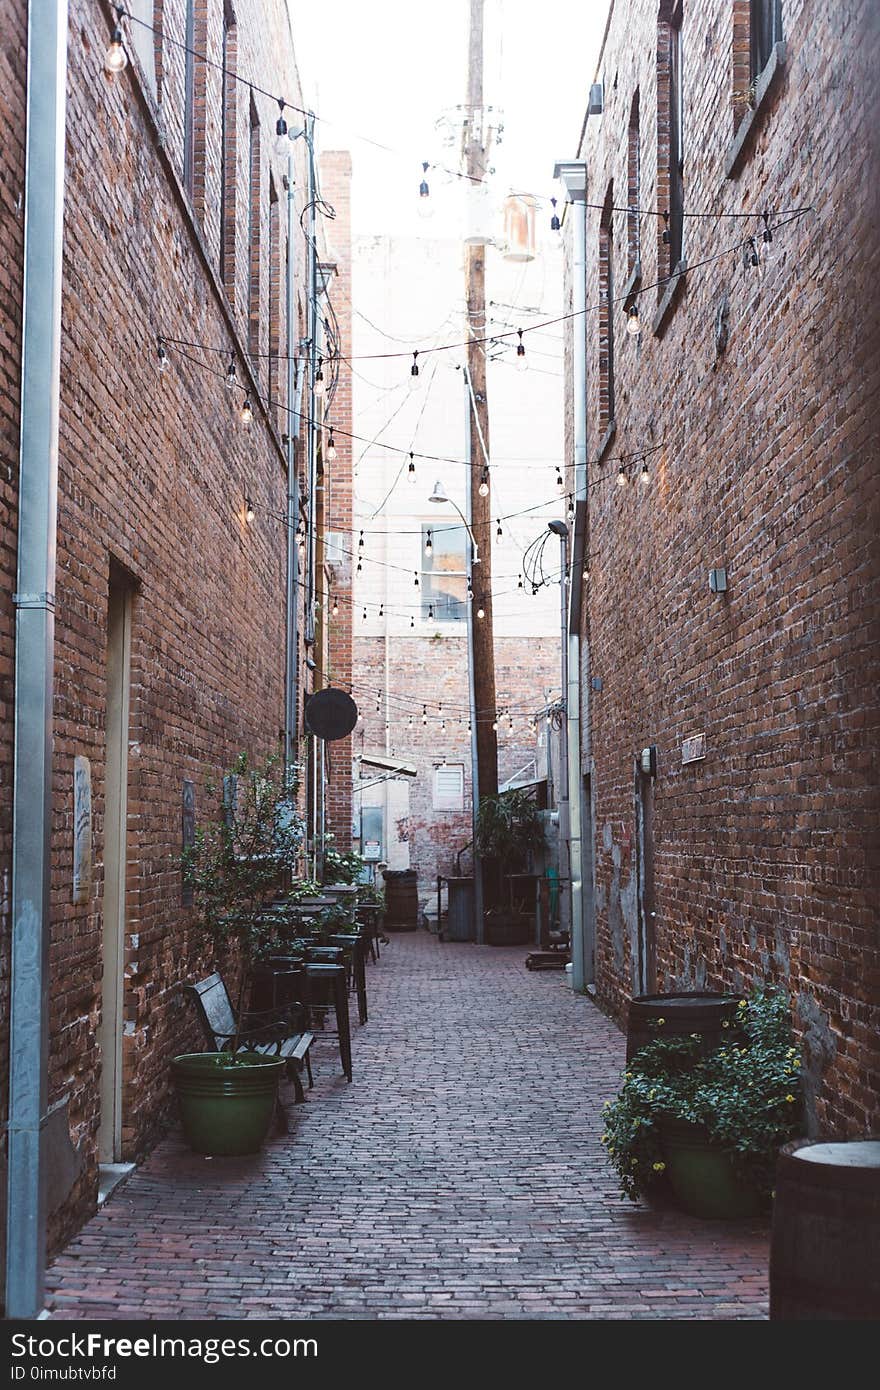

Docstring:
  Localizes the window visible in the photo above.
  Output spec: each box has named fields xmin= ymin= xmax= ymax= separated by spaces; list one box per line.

xmin=183 ymin=0 xmax=195 ymax=194
xmin=750 ymin=0 xmax=781 ymax=81
xmin=422 ymin=524 xmax=467 ymax=623
xmin=627 ymin=91 xmax=640 ymax=277
xmin=248 ymin=97 xmax=261 ymax=357
xmin=433 ymin=765 xmax=464 ymax=812
xmin=220 ymin=5 xmax=237 ymax=293
xmin=268 ymin=177 xmax=280 ymax=413
xmin=657 ymin=0 xmax=684 ymax=278
xmin=598 ymin=187 xmax=615 ymax=440
xmin=127 ymin=0 xmax=158 ymax=98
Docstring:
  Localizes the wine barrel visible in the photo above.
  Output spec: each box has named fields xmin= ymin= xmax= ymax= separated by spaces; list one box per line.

xmin=382 ymin=868 xmax=419 ymax=931
xmin=770 ymin=1138 xmax=880 ymax=1320
xmin=626 ymin=991 xmax=742 ymax=1061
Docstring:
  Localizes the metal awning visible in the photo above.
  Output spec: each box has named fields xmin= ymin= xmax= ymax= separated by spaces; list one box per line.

xmin=357 ymin=754 xmax=418 ymax=778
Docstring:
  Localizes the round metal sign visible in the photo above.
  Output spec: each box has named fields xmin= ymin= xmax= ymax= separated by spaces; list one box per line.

xmin=303 ymin=687 xmax=358 ymax=741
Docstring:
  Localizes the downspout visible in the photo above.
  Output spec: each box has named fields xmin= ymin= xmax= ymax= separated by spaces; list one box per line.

xmin=303 ymin=114 xmax=318 ymax=877
xmin=462 ymin=369 xmax=483 ymax=943
xmin=5 ymin=0 xmax=69 ymax=1318
xmin=553 ymin=160 xmax=592 ymax=990
xmin=284 ymin=154 xmax=303 ymax=780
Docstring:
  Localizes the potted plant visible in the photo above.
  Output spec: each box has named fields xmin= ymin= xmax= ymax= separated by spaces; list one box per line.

xmin=600 ymin=988 xmax=804 ymax=1218
xmin=475 ymin=789 xmax=545 ymax=944
xmin=173 ymin=752 xmax=307 ymax=1155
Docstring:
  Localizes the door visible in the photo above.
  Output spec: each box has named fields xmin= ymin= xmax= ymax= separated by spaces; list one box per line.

xmin=98 ymin=570 xmax=133 ymax=1163
xmin=635 ymin=760 xmax=657 ymax=994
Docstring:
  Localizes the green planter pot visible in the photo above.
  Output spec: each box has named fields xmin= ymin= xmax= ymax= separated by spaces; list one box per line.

xmin=659 ymin=1117 xmax=761 ymax=1219
xmin=171 ymin=1052 xmax=286 ymax=1156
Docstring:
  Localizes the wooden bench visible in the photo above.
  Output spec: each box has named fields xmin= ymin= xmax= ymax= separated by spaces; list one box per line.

xmin=185 ymin=972 xmax=315 ymax=1104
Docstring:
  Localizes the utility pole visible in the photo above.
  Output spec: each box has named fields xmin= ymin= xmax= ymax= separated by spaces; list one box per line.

xmin=463 ymin=0 xmax=498 ymax=803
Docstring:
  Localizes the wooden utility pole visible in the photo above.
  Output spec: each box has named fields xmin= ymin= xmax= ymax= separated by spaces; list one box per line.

xmin=464 ymin=0 xmax=498 ymax=802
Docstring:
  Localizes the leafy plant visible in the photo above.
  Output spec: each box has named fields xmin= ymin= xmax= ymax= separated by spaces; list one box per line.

xmin=321 ymin=838 xmax=367 ymax=886
xmin=600 ymin=989 xmax=803 ymax=1203
xmin=182 ymin=752 xmax=306 ymax=1051
xmin=475 ymin=789 xmax=545 ymax=873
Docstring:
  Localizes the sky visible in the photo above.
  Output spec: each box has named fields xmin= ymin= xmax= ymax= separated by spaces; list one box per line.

xmin=287 ymin=0 xmax=610 ymax=238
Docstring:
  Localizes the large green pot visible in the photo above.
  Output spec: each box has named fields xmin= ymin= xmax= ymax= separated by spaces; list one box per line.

xmin=659 ymin=1117 xmax=761 ymax=1219
xmin=171 ymin=1052 xmax=286 ymax=1156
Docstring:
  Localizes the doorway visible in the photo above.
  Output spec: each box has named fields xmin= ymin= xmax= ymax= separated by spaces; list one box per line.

xmin=634 ymin=760 xmax=657 ymax=994
xmin=98 ymin=567 xmax=133 ymax=1163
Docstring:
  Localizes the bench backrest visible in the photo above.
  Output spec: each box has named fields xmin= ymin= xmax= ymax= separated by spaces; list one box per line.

xmin=186 ymin=972 xmax=237 ymax=1050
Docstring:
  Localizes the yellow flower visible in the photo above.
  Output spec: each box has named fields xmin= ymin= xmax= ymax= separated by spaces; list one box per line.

xmin=785 ymin=1094 xmax=796 ymax=1103
xmin=633 ymin=1118 xmax=640 ymax=1127
xmin=721 ymin=1020 xmax=730 ymax=1028
xmin=738 ymin=1000 xmax=747 ymax=1010
xmin=652 ymin=1162 xmax=666 ymax=1172
xmin=600 ymin=1134 xmax=608 ymax=1144
xmin=648 ymin=1089 xmax=656 ymax=1099
xmin=656 ymin=1017 xmax=666 ymax=1026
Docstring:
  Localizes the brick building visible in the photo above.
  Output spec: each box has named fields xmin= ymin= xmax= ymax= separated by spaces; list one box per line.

xmin=351 ymin=231 xmax=566 ymax=907
xmin=559 ymin=0 xmax=880 ymax=1134
xmin=0 ymin=0 xmax=349 ymax=1291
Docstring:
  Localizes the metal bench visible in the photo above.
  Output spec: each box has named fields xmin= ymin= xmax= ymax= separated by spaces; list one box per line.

xmin=185 ymin=972 xmax=315 ymax=1103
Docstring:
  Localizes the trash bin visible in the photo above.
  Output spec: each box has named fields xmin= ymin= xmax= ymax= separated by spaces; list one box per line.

xmin=382 ymin=868 xmax=419 ymax=931
xmin=445 ymin=876 xmax=475 ymax=941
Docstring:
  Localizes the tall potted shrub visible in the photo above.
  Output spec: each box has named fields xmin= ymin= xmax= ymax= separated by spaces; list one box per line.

xmin=173 ymin=752 xmax=306 ymax=1155
xmin=475 ymin=789 xmax=545 ymax=944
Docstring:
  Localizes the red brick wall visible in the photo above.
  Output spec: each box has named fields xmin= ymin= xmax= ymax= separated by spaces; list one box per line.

xmin=568 ymin=0 xmax=880 ymax=1135
xmin=0 ymin=0 xmax=324 ymax=1255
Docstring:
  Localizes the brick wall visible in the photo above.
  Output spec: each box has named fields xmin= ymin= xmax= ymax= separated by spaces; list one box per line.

xmin=567 ymin=0 xmax=880 ymax=1134
xmin=0 ymin=0 xmax=332 ymax=1255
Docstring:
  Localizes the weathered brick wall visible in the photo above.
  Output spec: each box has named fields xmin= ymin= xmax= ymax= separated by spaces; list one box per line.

xmin=0 ymin=0 xmax=325 ymax=1254
xmin=569 ymin=0 xmax=880 ymax=1134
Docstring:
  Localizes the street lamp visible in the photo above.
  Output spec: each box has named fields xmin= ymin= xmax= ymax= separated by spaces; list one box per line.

xmin=429 ymin=480 xmax=483 ymax=942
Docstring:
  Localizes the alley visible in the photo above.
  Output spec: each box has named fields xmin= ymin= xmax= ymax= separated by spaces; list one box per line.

xmin=46 ymin=935 xmax=769 ymax=1321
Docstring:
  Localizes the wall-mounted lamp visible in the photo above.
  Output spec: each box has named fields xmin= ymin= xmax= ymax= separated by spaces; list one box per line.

xmin=640 ymin=745 xmax=657 ymax=777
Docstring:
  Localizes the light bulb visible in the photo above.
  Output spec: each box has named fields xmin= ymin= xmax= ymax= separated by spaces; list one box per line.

xmin=104 ymin=27 xmax=127 ymax=74
xmin=626 ymin=304 xmax=641 ymax=336
xmin=414 ymin=572 xmax=419 ymax=588
xmin=378 ymin=604 xmax=384 ymax=618
xmin=245 ymin=498 xmax=255 ymax=523
xmin=550 ymin=197 xmax=561 ymax=233
xmin=428 ymin=604 xmax=434 ymax=619
xmin=640 ymin=459 xmax=650 ymax=486
xmin=492 ymin=719 xmax=499 ymax=732
xmin=157 ymin=340 xmax=168 ymax=372
xmin=314 ymin=361 xmax=326 ymax=397
xmin=422 ymin=707 xmax=428 ymax=726
xmin=240 ymin=395 xmax=253 ymax=426
xmin=326 ymin=432 xmax=337 ymax=461
xmin=332 ymin=600 xmax=339 ymax=617
xmin=515 ymin=330 xmax=527 ymax=372
xmin=477 ymin=607 xmax=485 ymax=620
xmin=225 ymin=354 xmax=237 ymax=389
xmin=409 ymin=351 xmax=420 ymax=387
xmin=275 ymin=104 xmax=289 ymax=157
xmin=518 ymin=574 xmax=523 ymax=589
xmin=358 ymin=530 xmax=364 ymax=550
xmin=556 ymin=471 xmax=565 ymax=494
xmin=417 ymin=162 xmax=433 ymax=219
xmin=410 ymin=616 xmax=414 ymax=630
xmin=362 ymin=607 xmax=367 ymax=620
xmin=478 ymin=468 xmax=490 ymax=497
xmin=407 ymin=453 xmax=416 ymax=481
xmin=495 ymin=522 xmax=503 ymax=545
xmin=425 ymin=529 xmax=433 ymax=556
xmin=617 ymin=463 xmax=628 ymax=487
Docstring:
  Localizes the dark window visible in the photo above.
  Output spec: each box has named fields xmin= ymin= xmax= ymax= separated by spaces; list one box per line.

xmin=667 ymin=1 xmax=684 ymax=268
xmin=422 ymin=524 xmax=467 ymax=623
xmin=183 ymin=0 xmax=195 ymax=194
xmin=248 ymin=97 xmax=261 ymax=356
xmin=627 ymin=91 xmax=640 ymax=276
xmin=598 ymin=189 xmax=615 ymax=435
xmin=220 ymin=5 xmax=236 ymax=292
xmin=750 ymin=0 xmax=781 ymax=80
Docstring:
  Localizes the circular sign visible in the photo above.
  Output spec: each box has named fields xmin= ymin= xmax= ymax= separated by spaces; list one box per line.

xmin=303 ymin=687 xmax=358 ymax=741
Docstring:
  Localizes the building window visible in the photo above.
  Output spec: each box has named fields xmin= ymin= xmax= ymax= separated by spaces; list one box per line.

xmin=127 ymin=0 xmax=158 ymax=98
xmin=268 ymin=177 xmax=280 ymax=415
xmin=657 ymin=0 xmax=684 ymax=278
xmin=750 ymin=0 xmax=781 ymax=81
xmin=627 ymin=91 xmax=640 ymax=276
xmin=598 ymin=187 xmax=615 ymax=439
xmin=422 ymin=524 xmax=467 ymax=623
xmin=220 ymin=5 xmax=237 ymax=295
xmin=183 ymin=0 xmax=195 ymax=194
xmin=433 ymin=765 xmax=464 ymax=812
xmin=248 ymin=97 xmax=261 ymax=358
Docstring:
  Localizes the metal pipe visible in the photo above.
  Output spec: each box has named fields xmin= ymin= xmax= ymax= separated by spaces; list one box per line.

xmin=548 ymin=523 xmax=570 ymax=940
xmin=284 ymin=151 xmax=302 ymax=778
xmin=5 ymin=0 xmax=70 ymax=1318
xmin=462 ymin=370 xmax=484 ymax=943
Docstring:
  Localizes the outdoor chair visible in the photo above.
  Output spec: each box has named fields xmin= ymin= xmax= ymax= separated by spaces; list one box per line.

xmin=185 ymin=972 xmax=315 ymax=1103
xmin=265 ymin=954 xmax=353 ymax=1083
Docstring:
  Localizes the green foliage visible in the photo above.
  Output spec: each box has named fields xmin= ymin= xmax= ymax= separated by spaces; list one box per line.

xmin=600 ymin=989 xmax=804 ymax=1203
xmin=475 ymin=789 xmax=545 ymax=873
xmin=321 ymin=838 xmax=367 ymax=886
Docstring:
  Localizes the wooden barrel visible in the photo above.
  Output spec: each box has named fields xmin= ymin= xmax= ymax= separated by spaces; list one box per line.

xmin=626 ymin=991 xmax=742 ymax=1061
xmin=382 ymin=869 xmax=419 ymax=930
xmin=770 ymin=1138 xmax=880 ymax=1320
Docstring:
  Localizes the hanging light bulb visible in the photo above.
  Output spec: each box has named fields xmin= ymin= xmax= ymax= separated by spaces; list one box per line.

xmin=662 ymin=210 xmax=670 ymax=245
xmin=417 ymin=161 xmax=433 ymax=219
xmin=240 ymin=395 xmax=253 ymax=426
xmin=157 ymin=338 xmax=168 ymax=372
xmin=413 ymin=572 xmax=420 ymax=589
xmin=362 ymin=606 xmax=367 ymax=620
xmin=378 ymin=603 xmax=384 ymax=618
xmin=567 ymin=494 xmax=575 ymax=521
xmin=477 ymin=607 xmax=485 ymax=620
xmin=467 ymin=718 xmax=472 ymax=734
xmin=492 ymin=717 xmax=499 ymax=732
xmin=640 ymin=458 xmax=650 ymax=486
xmin=407 ymin=452 xmax=416 ymax=482
xmin=408 ymin=713 xmax=414 ymax=726
xmin=410 ymin=615 xmax=415 ymax=630
xmin=409 ymin=351 xmax=420 ymax=386
xmin=358 ymin=530 xmax=365 ymax=551
xmin=556 ymin=468 xmax=565 ymax=494
xmin=478 ymin=466 xmax=490 ymax=498
xmin=517 ymin=573 xmax=524 ymax=590
xmin=332 ymin=597 xmax=339 ymax=617
xmin=550 ymin=197 xmax=561 ymax=233
xmin=104 ymin=14 xmax=127 ymax=74
xmin=440 ymin=719 xmax=446 ymax=733
xmin=761 ymin=211 xmax=773 ymax=265
xmin=617 ymin=462 xmax=628 ymax=487
xmin=275 ymin=101 xmax=289 ymax=156
xmin=425 ymin=529 xmax=433 ymax=556
xmin=245 ymin=497 xmax=255 ymax=524
xmin=422 ymin=705 xmax=428 ymax=726
xmin=225 ymin=353 xmax=237 ymax=390
xmin=743 ymin=236 xmax=760 ymax=270
xmin=626 ymin=304 xmax=641 ymax=336
xmin=314 ymin=358 xmax=326 ymax=397
xmin=326 ymin=430 xmax=337 ymax=462
xmin=428 ymin=603 xmax=434 ymax=620
xmin=466 ymin=577 xmax=473 ymax=600
xmin=515 ymin=329 xmax=527 ymax=373
xmin=495 ymin=520 xmax=503 ymax=545
xmin=508 ymin=712 xmax=514 ymax=731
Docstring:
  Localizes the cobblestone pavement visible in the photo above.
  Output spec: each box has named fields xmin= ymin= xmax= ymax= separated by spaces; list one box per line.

xmin=47 ymin=932 xmax=769 ymax=1319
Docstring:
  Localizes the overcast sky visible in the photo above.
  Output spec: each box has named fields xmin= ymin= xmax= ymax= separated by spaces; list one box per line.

xmin=288 ymin=0 xmax=609 ymax=237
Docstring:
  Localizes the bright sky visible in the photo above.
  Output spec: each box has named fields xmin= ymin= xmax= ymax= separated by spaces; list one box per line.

xmin=287 ymin=0 xmax=610 ymax=237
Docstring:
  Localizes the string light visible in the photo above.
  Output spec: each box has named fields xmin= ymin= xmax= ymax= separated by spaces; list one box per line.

xmin=515 ymin=329 xmax=527 ymax=373
xmin=640 ymin=458 xmax=650 ymax=486
xmin=492 ymin=716 xmax=499 ymax=732
xmin=326 ymin=430 xmax=337 ymax=461
xmin=496 ymin=520 xmax=503 ymax=545
xmin=104 ymin=11 xmax=127 ymax=73
xmin=362 ymin=606 xmax=367 ymax=620
xmin=422 ymin=705 xmax=428 ymax=726
xmin=157 ymin=337 xmax=168 ymax=372
xmin=356 ymin=558 xmax=362 ymax=573
xmin=410 ymin=351 xmax=420 ymax=385
xmin=518 ymin=574 xmax=524 ymax=589
xmin=358 ymin=530 xmax=365 ymax=551
xmin=478 ymin=466 xmax=490 ymax=497
xmin=413 ymin=572 xmax=420 ymax=588
xmin=508 ymin=712 xmax=514 ymax=731
xmin=407 ymin=452 xmax=416 ymax=482
xmin=410 ymin=616 xmax=415 ymax=630
xmin=567 ymin=494 xmax=575 ymax=521
xmin=662 ymin=210 xmax=670 ymax=245
xmin=425 ymin=529 xmax=433 ymax=556
xmin=466 ymin=576 xmax=473 ymax=600
xmin=617 ymin=462 xmax=628 ymax=487
xmin=743 ymin=236 xmax=760 ymax=269
xmin=626 ymin=304 xmax=641 ymax=336
xmin=550 ymin=197 xmax=561 ymax=232
xmin=477 ymin=607 xmax=485 ymax=620
xmin=378 ymin=603 xmax=384 ymax=618
xmin=556 ymin=468 xmax=565 ymax=494
xmin=314 ymin=358 xmax=326 ymax=397
xmin=332 ymin=597 xmax=339 ymax=617
xmin=762 ymin=211 xmax=773 ymax=252
xmin=225 ymin=353 xmax=237 ymax=389
xmin=245 ymin=497 xmax=255 ymax=523
xmin=240 ymin=395 xmax=253 ymax=426
xmin=428 ymin=603 xmax=434 ymax=619
xmin=275 ymin=100 xmax=289 ymax=156
xmin=417 ymin=161 xmax=432 ymax=218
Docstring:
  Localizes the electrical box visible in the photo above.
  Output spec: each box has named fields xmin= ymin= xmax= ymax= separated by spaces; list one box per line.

xmin=588 ymin=82 xmax=604 ymax=115
xmin=640 ymin=745 xmax=657 ymax=777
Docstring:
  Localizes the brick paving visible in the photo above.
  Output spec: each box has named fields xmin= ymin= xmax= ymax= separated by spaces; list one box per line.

xmin=46 ymin=932 xmax=769 ymax=1319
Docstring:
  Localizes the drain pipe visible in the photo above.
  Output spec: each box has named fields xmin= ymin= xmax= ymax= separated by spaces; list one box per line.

xmin=5 ymin=0 xmax=70 ymax=1318
xmin=553 ymin=159 xmax=591 ymax=991
xmin=284 ymin=151 xmax=303 ymax=779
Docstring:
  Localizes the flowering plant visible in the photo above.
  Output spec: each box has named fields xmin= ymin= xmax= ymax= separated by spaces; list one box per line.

xmin=600 ymin=989 xmax=803 ymax=1203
